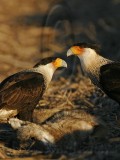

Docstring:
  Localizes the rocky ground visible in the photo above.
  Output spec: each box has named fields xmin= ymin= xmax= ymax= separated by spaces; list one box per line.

xmin=0 ymin=0 xmax=120 ymax=159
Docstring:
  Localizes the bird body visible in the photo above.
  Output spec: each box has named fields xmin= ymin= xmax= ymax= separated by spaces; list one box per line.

xmin=100 ymin=62 xmax=120 ymax=104
xmin=0 ymin=57 xmax=67 ymax=121
xmin=67 ymin=42 xmax=120 ymax=104
xmin=0 ymin=72 xmax=45 ymax=121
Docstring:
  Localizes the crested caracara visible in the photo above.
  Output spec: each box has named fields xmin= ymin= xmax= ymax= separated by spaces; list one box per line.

xmin=67 ymin=42 xmax=120 ymax=104
xmin=0 ymin=57 xmax=67 ymax=122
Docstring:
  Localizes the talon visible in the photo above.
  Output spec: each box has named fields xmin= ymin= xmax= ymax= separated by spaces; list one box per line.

xmin=8 ymin=118 xmax=23 ymax=129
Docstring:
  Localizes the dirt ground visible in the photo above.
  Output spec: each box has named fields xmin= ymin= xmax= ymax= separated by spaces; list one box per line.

xmin=0 ymin=0 xmax=120 ymax=159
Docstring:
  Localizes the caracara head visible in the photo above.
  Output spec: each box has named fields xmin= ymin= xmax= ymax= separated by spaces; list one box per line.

xmin=33 ymin=57 xmax=67 ymax=82
xmin=34 ymin=57 xmax=67 ymax=69
xmin=67 ymin=42 xmax=100 ymax=58
xmin=67 ymin=42 xmax=101 ymax=69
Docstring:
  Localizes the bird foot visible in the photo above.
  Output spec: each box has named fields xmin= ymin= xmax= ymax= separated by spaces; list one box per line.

xmin=8 ymin=118 xmax=30 ymax=130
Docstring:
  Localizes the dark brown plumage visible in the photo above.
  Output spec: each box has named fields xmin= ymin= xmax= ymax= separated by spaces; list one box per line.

xmin=0 ymin=72 xmax=45 ymax=121
xmin=0 ymin=57 xmax=67 ymax=121
xmin=100 ymin=63 xmax=120 ymax=104
xmin=67 ymin=42 xmax=120 ymax=104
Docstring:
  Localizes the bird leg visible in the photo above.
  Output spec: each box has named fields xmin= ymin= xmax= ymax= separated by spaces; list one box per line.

xmin=17 ymin=109 xmax=34 ymax=122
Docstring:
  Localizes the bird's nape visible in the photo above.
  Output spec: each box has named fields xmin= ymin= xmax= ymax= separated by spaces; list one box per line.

xmin=33 ymin=57 xmax=58 ymax=68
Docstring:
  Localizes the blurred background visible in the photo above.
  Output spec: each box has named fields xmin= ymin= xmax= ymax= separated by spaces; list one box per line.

xmin=0 ymin=0 xmax=120 ymax=80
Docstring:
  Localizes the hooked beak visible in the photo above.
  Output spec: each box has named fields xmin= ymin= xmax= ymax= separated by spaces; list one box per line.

xmin=62 ymin=60 xmax=67 ymax=68
xmin=67 ymin=49 xmax=73 ymax=57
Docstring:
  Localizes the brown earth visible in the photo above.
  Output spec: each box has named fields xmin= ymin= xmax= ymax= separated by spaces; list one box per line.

xmin=0 ymin=0 xmax=120 ymax=159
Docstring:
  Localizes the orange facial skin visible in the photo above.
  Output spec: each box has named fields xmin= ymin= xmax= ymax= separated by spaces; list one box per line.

xmin=71 ymin=46 xmax=84 ymax=55
xmin=52 ymin=58 xmax=63 ymax=68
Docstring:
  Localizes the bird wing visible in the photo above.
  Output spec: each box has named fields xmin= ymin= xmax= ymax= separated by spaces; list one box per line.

xmin=0 ymin=72 xmax=45 ymax=110
xmin=100 ymin=63 xmax=120 ymax=103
